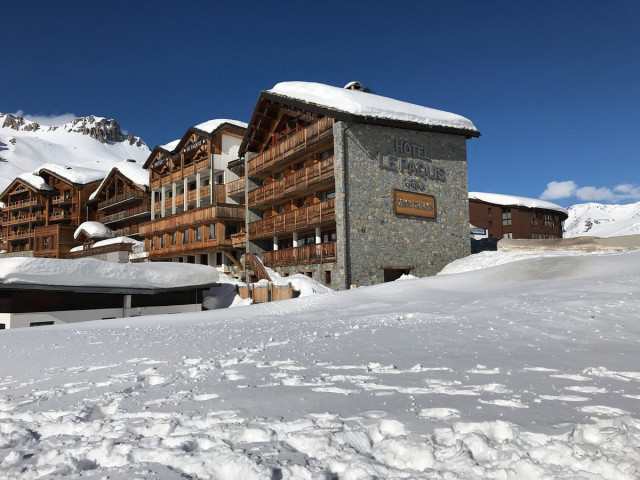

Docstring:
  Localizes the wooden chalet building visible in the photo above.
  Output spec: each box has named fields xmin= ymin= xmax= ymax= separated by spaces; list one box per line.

xmin=139 ymin=119 xmax=247 ymax=272
xmin=87 ymin=159 xmax=150 ymax=239
xmin=237 ymin=81 xmax=479 ymax=289
xmin=469 ymin=192 xmax=568 ymax=240
xmin=0 ymin=165 xmax=105 ymax=258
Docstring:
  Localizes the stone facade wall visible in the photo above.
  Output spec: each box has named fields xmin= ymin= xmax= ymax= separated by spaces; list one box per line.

xmin=333 ymin=121 xmax=471 ymax=289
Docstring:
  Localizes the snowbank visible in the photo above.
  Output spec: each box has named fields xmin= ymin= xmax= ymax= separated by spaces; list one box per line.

xmin=0 ymin=257 xmax=219 ymax=289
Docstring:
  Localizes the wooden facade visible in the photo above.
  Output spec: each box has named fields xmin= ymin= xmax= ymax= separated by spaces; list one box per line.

xmin=241 ymin=105 xmax=338 ymax=275
xmin=469 ymin=198 xmax=567 ymax=240
xmin=89 ymin=166 xmax=151 ymax=239
xmin=0 ymin=169 xmax=102 ymax=258
xmin=140 ymin=121 xmax=246 ymax=269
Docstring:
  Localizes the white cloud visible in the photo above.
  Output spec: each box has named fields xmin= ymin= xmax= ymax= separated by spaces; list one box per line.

xmin=540 ymin=180 xmax=577 ymax=200
xmin=541 ymin=180 xmax=640 ymax=203
xmin=576 ymin=186 xmax=614 ymax=201
xmin=13 ymin=110 xmax=77 ymax=126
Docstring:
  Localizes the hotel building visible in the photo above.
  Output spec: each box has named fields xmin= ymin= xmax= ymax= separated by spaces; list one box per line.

xmin=139 ymin=119 xmax=247 ymax=272
xmin=237 ymin=81 xmax=480 ymax=289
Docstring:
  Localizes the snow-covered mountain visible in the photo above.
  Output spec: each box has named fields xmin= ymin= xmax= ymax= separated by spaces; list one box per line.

xmin=564 ymin=201 xmax=640 ymax=237
xmin=0 ymin=113 xmax=150 ymax=193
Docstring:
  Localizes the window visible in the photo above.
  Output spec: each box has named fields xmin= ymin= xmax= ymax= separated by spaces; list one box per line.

xmin=488 ymin=207 xmax=492 ymax=214
xmin=503 ymin=232 xmax=513 ymax=238
xmin=488 ymin=220 xmax=493 ymax=228
xmin=544 ymin=214 xmax=554 ymax=226
xmin=183 ymin=229 xmax=189 ymax=244
xmin=0 ymin=324 xmax=5 ymax=329
xmin=320 ymin=149 xmax=333 ymax=160
xmin=531 ymin=214 xmax=538 ymax=226
xmin=43 ymin=237 xmax=50 ymax=249
xmin=195 ymin=226 xmax=202 ymax=242
xmin=324 ymin=270 xmax=332 ymax=284
xmin=502 ymin=208 xmax=512 ymax=226
xmin=30 ymin=321 xmax=54 ymax=327
xmin=209 ymin=224 xmax=216 ymax=239
xmin=321 ymin=189 xmax=336 ymax=201
xmin=171 ymin=232 xmax=177 ymax=245
xmin=215 ymin=173 xmax=224 ymax=184
xmin=216 ymin=252 xmax=223 ymax=265
xmin=160 ymin=235 xmax=165 ymax=248
xmin=150 ymin=237 xmax=155 ymax=249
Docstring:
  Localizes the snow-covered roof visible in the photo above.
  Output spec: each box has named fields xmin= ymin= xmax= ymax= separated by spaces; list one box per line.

xmin=469 ymin=192 xmax=568 ymax=215
xmin=193 ymin=119 xmax=248 ymax=135
xmin=16 ymin=172 xmax=54 ymax=192
xmin=267 ymin=81 xmax=478 ymax=133
xmin=74 ymin=221 xmax=116 ymax=240
xmin=88 ymin=160 xmax=148 ymax=201
xmin=92 ymin=236 xmax=139 ymax=248
xmin=37 ymin=163 xmax=106 ymax=185
xmin=161 ymin=139 xmax=180 ymax=151
xmin=0 ymin=257 xmax=219 ymax=290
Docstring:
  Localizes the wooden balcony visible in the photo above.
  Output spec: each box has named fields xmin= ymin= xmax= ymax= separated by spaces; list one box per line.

xmin=149 ymin=156 xmax=210 ymax=190
xmin=52 ymin=195 xmax=73 ymax=205
xmin=6 ymin=230 xmax=33 ymax=240
xmin=231 ymin=231 xmax=246 ymax=248
xmin=262 ymin=241 xmax=337 ymax=267
xmin=147 ymin=237 xmax=233 ymax=260
xmin=114 ymin=225 xmax=140 ymax=236
xmin=248 ymin=157 xmax=334 ymax=208
xmin=101 ymin=205 xmax=150 ymax=225
xmin=249 ymin=198 xmax=336 ymax=240
xmin=98 ymin=190 xmax=145 ymax=210
xmin=139 ymin=203 xmax=245 ymax=235
xmin=247 ymin=117 xmax=334 ymax=178
xmin=7 ymin=197 xmax=38 ymax=210
xmin=49 ymin=211 xmax=72 ymax=222
xmin=5 ymin=212 xmax=45 ymax=226
xmin=227 ymin=177 xmax=245 ymax=198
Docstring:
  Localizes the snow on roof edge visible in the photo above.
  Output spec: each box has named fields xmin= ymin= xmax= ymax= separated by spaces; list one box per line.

xmin=469 ymin=192 xmax=568 ymax=215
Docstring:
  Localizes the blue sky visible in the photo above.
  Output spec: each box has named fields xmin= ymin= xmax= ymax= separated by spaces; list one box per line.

xmin=2 ymin=1 xmax=638 ymax=206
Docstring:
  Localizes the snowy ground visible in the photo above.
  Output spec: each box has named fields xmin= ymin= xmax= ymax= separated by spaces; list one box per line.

xmin=1 ymin=250 xmax=639 ymax=479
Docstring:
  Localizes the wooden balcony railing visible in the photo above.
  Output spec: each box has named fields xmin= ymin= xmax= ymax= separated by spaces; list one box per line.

xmin=147 ymin=237 xmax=233 ymax=259
xmin=247 ymin=117 xmax=334 ymax=178
xmin=7 ymin=197 xmax=38 ymax=210
xmin=231 ymin=231 xmax=246 ymax=248
xmin=49 ymin=211 xmax=71 ymax=222
xmin=149 ymin=156 xmax=210 ymax=190
xmin=114 ymin=225 xmax=140 ymax=236
xmin=5 ymin=212 xmax=45 ymax=226
xmin=249 ymin=198 xmax=335 ymax=240
xmin=227 ymin=177 xmax=245 ymax=198
xmin=52 ymin=195 xmax=72 ymax=205
xmin=262 ymin=241 xmax=337 ymax=267
xmin=6 ymin=230 xmax=33 ymax=240
xmin=101 ymin=205 xmax=150 ymax=225
xmin=248 ymin=157 xmax=334 ymax=208
xmin=98 ymin=190 xmax=145 ymax=210
xmin=139 ymin=204 xmax=245 ymax=235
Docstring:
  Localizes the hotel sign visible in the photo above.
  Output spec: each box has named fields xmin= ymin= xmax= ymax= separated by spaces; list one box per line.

xmin=394 ymin=189 xmax=436 ymax=219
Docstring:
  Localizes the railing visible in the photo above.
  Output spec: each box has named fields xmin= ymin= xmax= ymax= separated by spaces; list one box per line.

xmin=195 ymin=157 xmax=209 ymax=173
xmin=150 ymin=177 xmax=161 ymax=189
xmin=101 ymin=205 xmax=150 ymax=224
xmin=52 ymin=195 xmax=72 ymax=205
xmin=249 ymin=198 xmax=335 ymax=239
xmin=231 ymin=231 xmax=245 ymax=248
xmin=49 ymin=211 xmax=71 ymax=221
xmin=248 ymin=157 xmax=334 ymax=208
xmin=247 ymin=117 xmax=334 ymax=177
xmin=6 ymin=230 xmax=33 ymax=240
xmin=114 ymin=225 xmax=140 ymax=236
xmin=146 ymin=237 xmax=233 ymax=259
xmin=227 ymin=177 xmax=245 ymax=197
xmin=7 ymin=198 xmax=38 ymax=210
xmin=98 ymin=190 xmax=145 ymax=210
xmin=262 ymin=241 xmax=337 ymax=267
xmin=68 ymin=242 xmax=134 ymax=259
xmin=139 ymin=204 xmax=245 ymax=235
xmin=183 ymin=163 xmax=196 ymax=177
xmin=5 ymin=212 xmax=45 ymax=226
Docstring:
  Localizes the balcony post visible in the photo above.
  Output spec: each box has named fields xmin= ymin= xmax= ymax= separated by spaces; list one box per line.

xmin=196 ymin=172 xmax=201 ymax=208
xmin=172 ymin=182 xmax=177 ymax=215
xmin=161 ymin=185 xmax=166 ymax=218
xmin=183 ymin=178 xmax=188 ymax=212
xmin=273 ymin=236 xmax=278 ymax=251
xmin=293 ymin=231 xmax=298 ymax=248
xmin=315 ymin=227 xmax=321 ymax=245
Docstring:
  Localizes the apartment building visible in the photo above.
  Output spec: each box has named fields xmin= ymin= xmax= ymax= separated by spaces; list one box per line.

xmin=139 ymin=119 xmax=247 ymax=272
xmin=469 ymin=192 xmax=568 ymax=239
xmin=0 ymin=164 xmax=105 ymax=258
xmin=238 ymin=81 xmax=480 ymax=289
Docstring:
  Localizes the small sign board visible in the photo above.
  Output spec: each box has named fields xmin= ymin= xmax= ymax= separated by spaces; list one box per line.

xmin=393 ymin=189 xmax=436 ymax=219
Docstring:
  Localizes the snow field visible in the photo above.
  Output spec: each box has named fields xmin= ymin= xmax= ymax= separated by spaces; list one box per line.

xmin=0 ymin=250 xmax=639 ymax=478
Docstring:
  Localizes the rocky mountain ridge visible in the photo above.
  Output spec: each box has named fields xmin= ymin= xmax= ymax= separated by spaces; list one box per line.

xmin=0 ymin=113 xmax=146 ymax=147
